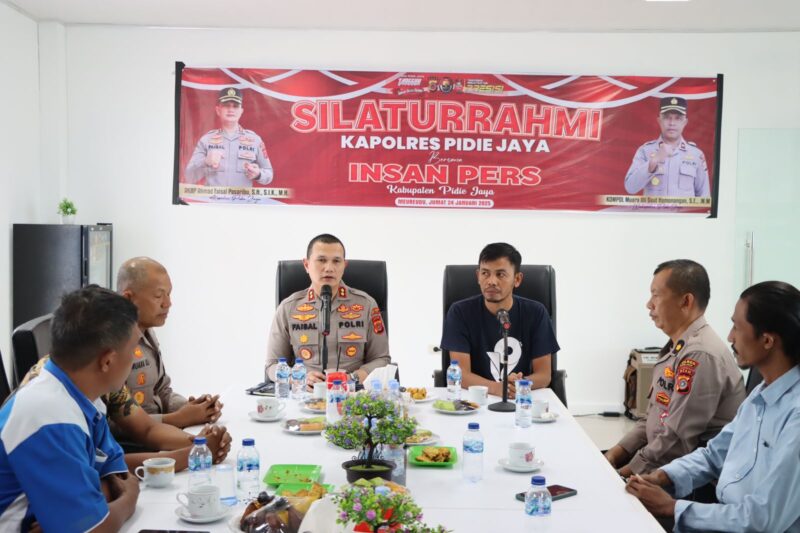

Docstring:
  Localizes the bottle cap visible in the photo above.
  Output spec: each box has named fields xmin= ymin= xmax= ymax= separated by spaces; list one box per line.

xmin=332 ymin=379 xmax=343 ymax=385
xmin=388 ymin=379 xmax=400 ymax=390
xmin=278 ymin=357 xmax=287 ymax=363
xmin=518 ymin=379 xmax=531 ymax=387
xmin=193 ymin=436 xmax=207 ymax=445
xmin=468 ymin=422 xmax=479 ymax=430
xmin=370 ymin=380 xmax=382 ymax=390
xmin=450 ymin=360 xmax=459 ymax=366
xmin=295 ymin=360 xmax=304 ymax=365
xmin=532 ymin=475 xmax=546 ymax=486
xmin=242 ymin=438 xmax=255 ymax=446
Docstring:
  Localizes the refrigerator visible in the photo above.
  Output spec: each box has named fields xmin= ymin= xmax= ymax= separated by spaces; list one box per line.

xmin=12 ymin=223 xmax=113 ymax=328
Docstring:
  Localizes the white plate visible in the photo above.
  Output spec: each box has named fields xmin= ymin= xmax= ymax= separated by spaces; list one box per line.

xmin=176 ymin=505 xmax=230 ymax=524
xmin=282 ymin=420 xmax=325 ymax=435
xmin=228 ymin=513 xmax=242 ymax=532
xmin=248 ymin=411 xmax=284 ymax=423
xmin=433 ymin=406 xmax=478 ymax=416
xmin=405 ymin=432 xmax=440 ymax=446
xmin=531 ymin=413 xmax=559 ymax=424
xmin=498 ymin=458 xmax=544 ymax=473
xmin=301 ymin=405 xmax=326 ymax=414
xmin=410 ymin=388 xmax=437 ymax=403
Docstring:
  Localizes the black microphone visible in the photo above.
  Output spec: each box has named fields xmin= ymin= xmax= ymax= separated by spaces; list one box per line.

xmin=320 ymin=284 xmax=332 ymax=336
xmin=496 ymin=309 xmax=511 ymax=331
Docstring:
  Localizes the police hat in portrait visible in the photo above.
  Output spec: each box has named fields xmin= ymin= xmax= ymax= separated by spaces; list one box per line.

xmin=218 ymin=87 xmax=243 ymax=105
xmin=660 ymin=96 xmax=687 ymax=115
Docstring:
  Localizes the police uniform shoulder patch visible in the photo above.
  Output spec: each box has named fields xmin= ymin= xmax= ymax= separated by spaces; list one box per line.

xmin=339 ymin=286 xmax=348 ymax=298
xmin=371 ymin=310 xmax=385 ymax=335
xmin=674 ymin=340 xmax=686 ymax=353
xmin=676 ymin=374 xmax=693 ymax=394
xmin=307 ymin=289 xmax=316 ymax=301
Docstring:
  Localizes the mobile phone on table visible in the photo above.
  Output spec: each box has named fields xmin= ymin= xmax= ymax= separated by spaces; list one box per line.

xmin=246 ymin=381 xmax=275 ymax=396
xmin=515 ymin=485 xmax=577 ymax=502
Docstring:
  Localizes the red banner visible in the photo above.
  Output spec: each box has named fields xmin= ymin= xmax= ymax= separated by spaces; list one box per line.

xmin=174 ymin=66 xmax=720 ymax=214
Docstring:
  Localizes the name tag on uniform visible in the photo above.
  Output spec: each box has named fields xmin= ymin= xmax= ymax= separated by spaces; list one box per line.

xmin=238 ymin=145 xmax=256 ymax=161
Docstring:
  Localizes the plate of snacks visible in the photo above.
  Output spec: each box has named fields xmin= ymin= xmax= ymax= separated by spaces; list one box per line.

xmin=408 ymin=446 xmax=458 ymax=467
xmin=301 ymin=398 xmax=327 ymax=414
xmin=283 ymin=416 xmax=326 ymax=435
xmin=275 ymin=482 xmax=335 ymax=498
xmin=432 ymin=399 xmax=479 ymax=415
xmin=405 ymin=428 xmax=439 ymax=446
xmin=404 ymin=386 xmax=436 ymax=403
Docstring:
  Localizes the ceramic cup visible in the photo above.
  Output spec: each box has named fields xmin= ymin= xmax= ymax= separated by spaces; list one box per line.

xmin=313 ymin=381 xmax=328 ymax=399
xmin=176 ymin=484 xmax=221 ymax=518
xmin=256 ymin=397 xmax=286 ymax=418
xmin=467 ymin=385 xmax=489 ymax=405
xmin=134 ymin=457 xmax=176 ymax=488
xmin=508 ymin=442 xmax=536 ymax=468
xmin=532 ymin=400 xmax=549 ymax=418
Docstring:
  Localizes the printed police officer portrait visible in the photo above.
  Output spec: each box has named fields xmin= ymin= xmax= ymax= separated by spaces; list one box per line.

xmin=185 ymin=87 xmax=275 ymax=188
xmin=624 ymin=97 xmax=710 ymax=199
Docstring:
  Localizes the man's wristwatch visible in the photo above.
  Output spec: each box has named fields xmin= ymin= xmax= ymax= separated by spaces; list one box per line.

xmin=349 ymin=372 xmax=360 ymax=385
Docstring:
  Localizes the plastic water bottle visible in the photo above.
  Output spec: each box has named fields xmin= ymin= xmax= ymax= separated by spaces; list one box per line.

xmin=188 ymin=436 xmax=213 ymax=489
xmin=326 ymin=379 xmax=345 ymax=424
xmin=447 ymin=360 xmax=462 ymax=400
xmin=236 ymin=438 xmax=261 ymax=503
xmin=369 ymin=379 xmax=383 ymax=399
xmin=387 ymin=379 xmax=402 ymax=407
xmin=525 ymin=475 xmax=552 ymax=516
xmin=515 ymin=379 xmax=533 ymax=428
xmin=276 ymin=358 xmax=291 ymax=400
xmin=462 ymin=422 xmax=483 ymax=482
xmin=291 ymin=360 xmax=307 ymax=400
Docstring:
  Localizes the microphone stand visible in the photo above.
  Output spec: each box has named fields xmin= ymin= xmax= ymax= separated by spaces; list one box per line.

xmin=320 ymin=291 xmax=331 ymax=373
xmin=488 ymin=326 xmax=515 ymax=412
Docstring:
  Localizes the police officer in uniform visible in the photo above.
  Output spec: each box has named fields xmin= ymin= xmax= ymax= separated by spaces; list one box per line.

xmin=624 ymin=97 xmax=710 ymax=198
xmin=117 ymin=257 xmax=224 ymax=429
xmin=606 ymin=260 xmax=745 ymax=476
xmin=266 ymin=234 xmax=391 ymax=388
xmin=185 ymin=87 xmax=274 ymax=188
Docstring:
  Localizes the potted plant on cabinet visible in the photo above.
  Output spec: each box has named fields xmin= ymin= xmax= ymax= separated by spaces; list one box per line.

xmin=57 ymin=198 xmax=77 ymax=224
xmin=325 ymin=393 xmax=417 ymax=483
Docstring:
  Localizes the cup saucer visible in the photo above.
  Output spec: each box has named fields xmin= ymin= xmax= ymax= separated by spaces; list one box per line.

xmin=175 ymin=505 xmax=229 ymax=524
xmin=531 ymin=412 xmax=559 ymax=423
xmin=248 ymin=411 xmax=284 ymax=422
xmin=498 ymin=457 xmax=544 ymax=473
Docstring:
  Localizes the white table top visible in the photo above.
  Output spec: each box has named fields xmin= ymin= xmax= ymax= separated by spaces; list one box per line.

xmin=121 ymin=386 xmax=662 ymax=532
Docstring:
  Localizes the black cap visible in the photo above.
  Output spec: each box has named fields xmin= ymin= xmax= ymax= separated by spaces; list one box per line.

xmin=660 ymin=96 xmax=687 ymax=115
xmin=218 ymin=87 xmax=243 ymax=105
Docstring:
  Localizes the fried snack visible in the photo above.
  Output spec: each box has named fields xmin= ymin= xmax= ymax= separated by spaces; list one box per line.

xmin=407 ymin=387 xmax=427 ymax=400
xmin=299 ymin=422 xmax=324 ymax=431
xmin=304 ymin=399 xmax=326 ymax=411
xmin=279 ymin=482 xmax=327 ymax=499
xmin=418 ymin=446 xmax=452 ymax=463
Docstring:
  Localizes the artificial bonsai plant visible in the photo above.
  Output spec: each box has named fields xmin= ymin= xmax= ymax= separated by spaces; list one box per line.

xmin=325 ymin=393 xmax=418 ymax=481
xmin=57 ymin=198 xmax=77 ymax=222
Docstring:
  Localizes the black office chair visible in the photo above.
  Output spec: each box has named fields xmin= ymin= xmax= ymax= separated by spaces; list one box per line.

xmin=745 ymin=366 xmax=764 ymax=395
xmin=434 ymin=265 xmax=568 ymax=406
xmin=275 ymin=260 xmax=389 ymax=332
xmin=0 ymin=348 xmax=11 ymax=405
xmin=11 ymin=314 xmax=52 ymax=387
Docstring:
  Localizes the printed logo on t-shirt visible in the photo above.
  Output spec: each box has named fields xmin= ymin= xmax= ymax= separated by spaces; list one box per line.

xmin=487 ymin=336 xmax=522 ymax=381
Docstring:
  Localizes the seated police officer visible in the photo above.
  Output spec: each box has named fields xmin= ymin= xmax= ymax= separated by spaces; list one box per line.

xmin=607 ymin=260 xmax=745 ymax=477
xmin=266 ymin=234 xmax=390 ymax=388
xmin=440 ymin=243 xmax=559 ymax=399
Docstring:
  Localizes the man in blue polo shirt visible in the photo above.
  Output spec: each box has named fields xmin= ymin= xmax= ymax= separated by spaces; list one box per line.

xmin=627 ymin=281 xmax=800 ymax=532
xmin=440 ymin=242 xmax=559 ymax=398
xmin=0 ymin=286 xmax=140 ymax=532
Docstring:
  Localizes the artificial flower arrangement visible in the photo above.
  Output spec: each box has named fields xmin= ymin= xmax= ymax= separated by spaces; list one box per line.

xmin=334 ymin=479 xmax=448 ymax=533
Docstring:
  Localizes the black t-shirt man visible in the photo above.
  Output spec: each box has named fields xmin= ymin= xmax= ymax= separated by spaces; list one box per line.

xmin=441 ymin=294 xmax=560 ymax=381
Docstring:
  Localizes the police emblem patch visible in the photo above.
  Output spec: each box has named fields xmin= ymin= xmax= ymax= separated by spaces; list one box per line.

xmin=299 ymin=348 xmax=313 ymax=360
xmin=341 ymin=332 xmax=363 ymax=341
xmin=134 ymin=391 xmax=145 ymax=405
xmin=299 ymin=334 xmax=309 ymax=344
xmin=296 ymin=304 xmax=314 ymax=312
xmin=346 ymin=346 xmax=357 ymax=357
xmin=291 ymin=313 xmax=317 ymax=322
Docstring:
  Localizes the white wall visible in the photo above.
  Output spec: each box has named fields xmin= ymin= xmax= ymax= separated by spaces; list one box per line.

xmin=37 ymin=26 xmax=800 ymax=411
xmin=0 ymin=3 xmax=40 ymax=385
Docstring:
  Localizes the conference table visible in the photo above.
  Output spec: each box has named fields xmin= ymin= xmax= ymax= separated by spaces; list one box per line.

xmin=121 ymin=385 xmax=663 ymax=532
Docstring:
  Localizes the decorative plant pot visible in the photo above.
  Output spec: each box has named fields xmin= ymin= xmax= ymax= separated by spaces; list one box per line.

xmin=60 ymin=214 xmax=75 ymax=224
xmin=341 ymin=459 xmax=394 ymax=483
